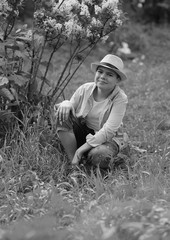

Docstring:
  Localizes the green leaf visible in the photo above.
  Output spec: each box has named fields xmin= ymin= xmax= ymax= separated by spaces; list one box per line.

xmin=0 ymin=76 xmax=9 ymax=86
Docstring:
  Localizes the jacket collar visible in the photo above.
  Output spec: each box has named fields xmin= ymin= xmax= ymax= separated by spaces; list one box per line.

xmin=90 ymin=82 xmax=120 ymax=101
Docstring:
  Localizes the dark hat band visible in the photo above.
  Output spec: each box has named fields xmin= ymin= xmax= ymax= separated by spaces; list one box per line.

xmin=99 ymin=62 xmax=119 ymax=70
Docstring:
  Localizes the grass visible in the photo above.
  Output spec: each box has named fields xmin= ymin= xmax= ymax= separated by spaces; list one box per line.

xmin=0 ymin=23 xmax=170 ymax=240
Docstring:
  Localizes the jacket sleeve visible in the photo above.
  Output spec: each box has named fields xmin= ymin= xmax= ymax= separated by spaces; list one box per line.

xmin=86 ymin=95 xmax=128 ymax=147
xmin=69 ymin=85 xmax=84 ymax=111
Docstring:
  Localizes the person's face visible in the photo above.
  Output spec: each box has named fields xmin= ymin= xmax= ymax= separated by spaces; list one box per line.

xmin=94 ymin=66 xmax=120 ymax=91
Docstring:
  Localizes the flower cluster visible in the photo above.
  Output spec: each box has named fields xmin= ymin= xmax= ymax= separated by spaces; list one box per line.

xmin=0 ymin=0 xmax=24 ymax=28
xmin=0 ymin=0 xmax=12 ymax=19
xmin=34 ymin=0 xmax=123 ymax=43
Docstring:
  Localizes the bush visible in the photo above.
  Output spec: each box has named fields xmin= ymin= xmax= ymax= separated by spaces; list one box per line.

xmin=107 ymin=22 xmax=149 ymax=53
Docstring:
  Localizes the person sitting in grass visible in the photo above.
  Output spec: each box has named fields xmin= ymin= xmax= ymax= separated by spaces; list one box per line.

xmin=54 ymin=54 xmax=128 ymax=169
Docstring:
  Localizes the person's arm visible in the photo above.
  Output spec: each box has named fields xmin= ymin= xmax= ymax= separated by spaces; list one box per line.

xmin=54 ymin=85 xmax=84 ymax=122
xmin=72 ymin=142 xmax=92 ymax=165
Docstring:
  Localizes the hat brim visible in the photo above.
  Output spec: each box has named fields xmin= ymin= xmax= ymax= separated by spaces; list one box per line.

xmin=91 ymin=63 xmax=127 ymax=81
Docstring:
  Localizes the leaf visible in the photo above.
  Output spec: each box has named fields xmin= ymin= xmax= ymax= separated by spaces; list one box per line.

xmin=0 ymin=76 xmax=9 ymax=86
xmin=17 ymin=92 xmax=28 ymax=102
xmin=0 ymin=58 xmax=6 ymax=67
xmin=141 ymin=171 xmax=150 ymax=176
xmin=16 ymin=41 xmax=26 ymax=51
xmin=131 ymin=145 xmax=147 ymax=154
xmin=0 ymin=87 xmax=15 ymax=100
xmin=34 ymin=34 xmax=45 ymax=47
xmin=14 ymin=50 xmax=27 ymax=59
xmin=0 ymin=32 xmax=4 ymax=41
xmin=10 ymin=87 xmax=19 ymax=103
xmin=18 ymin=71 xmax=31 ymax=79
xmin=16 ymin=36 xmax=32 ymax=43
xmin=5 ymin=44 xmax=20 ymax=51
xmin=8 ymin=73 xmax=29 ymax=87
xmin=37 ymin=69 xmax=43 ymax=78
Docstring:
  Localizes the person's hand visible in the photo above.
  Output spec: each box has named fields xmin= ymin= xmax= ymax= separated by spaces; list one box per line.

xmin=72 ymin=149 xmax=83 ymax=165
xmin=54 ymin=101 xmax=75 ymax=123
xmin=72 ymin=143 xmax=92 ymax=165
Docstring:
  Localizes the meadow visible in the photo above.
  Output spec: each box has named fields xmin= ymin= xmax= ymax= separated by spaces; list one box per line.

xmin=0 ymin=23 xmax=170 ymax=240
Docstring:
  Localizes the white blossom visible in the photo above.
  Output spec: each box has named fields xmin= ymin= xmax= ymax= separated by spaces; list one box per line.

xmin=25 ymin=29 xmax=33 ymax=39
xmin=115 ymin=19 xmax=122 ymax=26
xmin=80 ymin=3 xmax=90 ymax=17
xmin=44 ymin=17 xmax=57 ymax=28
xmin=54 ymin=23 xmax=62 ymax=32
xmin=64 ymin=19 xmax=83 ymax=38
xmin=91 ymin=17 xmax=102 ymax=28
xmin=102 ymin=0 xmax=118 ymax=9
xmin=113 ymin=7 xmax=121 ymax=18
xmin=34 ymin=11 xmax=45 ymax=19
xmin=94 ymin=5 xmax=102 ymax=15
xmin=86 ymin=28 xmax=93 ymax=38
xmin=0 ymin=0 xmax=12 ymax=12
xmin=101 ymin=35 xmax=109 ymax=43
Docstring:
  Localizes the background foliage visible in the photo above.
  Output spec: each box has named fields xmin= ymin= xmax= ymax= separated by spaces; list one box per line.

xmin=0 ymin=0 xmax=170 ymax=240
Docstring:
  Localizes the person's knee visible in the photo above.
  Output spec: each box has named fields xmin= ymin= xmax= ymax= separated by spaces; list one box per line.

xmin=87 ymin=142 xmax=119 ymax=169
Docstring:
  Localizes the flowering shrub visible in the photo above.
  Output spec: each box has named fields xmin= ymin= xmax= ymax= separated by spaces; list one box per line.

xmin=0 ymin=0 xmax=124 ymax=136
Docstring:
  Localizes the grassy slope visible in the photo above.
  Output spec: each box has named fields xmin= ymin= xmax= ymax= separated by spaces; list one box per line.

xmin=1 ymin=24 xmax=170 ymax=240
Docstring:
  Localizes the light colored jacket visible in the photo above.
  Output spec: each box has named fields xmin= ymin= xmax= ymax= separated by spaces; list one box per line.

xmin=64 ymin=82 xmax=128 ymax=149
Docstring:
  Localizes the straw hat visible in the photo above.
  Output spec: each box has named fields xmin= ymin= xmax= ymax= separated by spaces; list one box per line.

xmin=91 ymin=54 xmax=127 ymax=81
